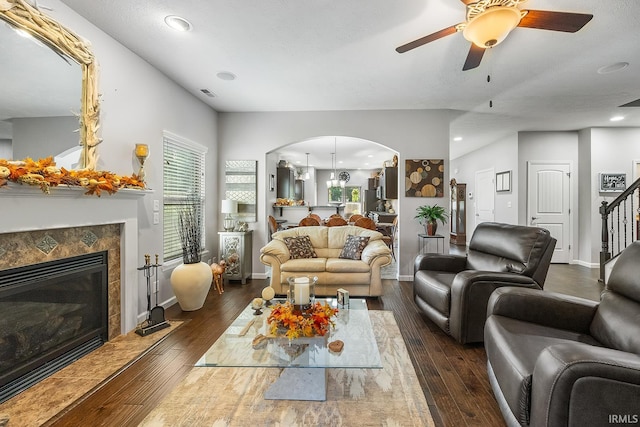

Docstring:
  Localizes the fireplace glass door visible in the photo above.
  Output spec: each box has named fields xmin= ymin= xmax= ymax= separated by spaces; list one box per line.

xmin=0 ymin=252 xmax=108 ymax=403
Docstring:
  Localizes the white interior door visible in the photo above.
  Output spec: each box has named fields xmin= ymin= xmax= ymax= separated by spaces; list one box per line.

xmin=527 ymin=162 xmax=571 ymax=263
xmin=474 ymin=168 xmax=495 ymax=229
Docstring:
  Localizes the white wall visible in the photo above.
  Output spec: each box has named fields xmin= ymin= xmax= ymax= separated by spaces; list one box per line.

xmin=24 ymin=1 xmax=219 ymax=322
xmin=218 ymin=110 xmax=454 ymax=280
xmin=450 ymin=133 xmax=518 ymax=241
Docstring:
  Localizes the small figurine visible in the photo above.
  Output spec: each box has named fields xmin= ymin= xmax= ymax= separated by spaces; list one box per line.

xmin=211 ymin=260 xmax=226 ymax=294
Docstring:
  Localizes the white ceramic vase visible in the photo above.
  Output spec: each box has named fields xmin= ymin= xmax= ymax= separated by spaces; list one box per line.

xmin=170 ymin=261 xmax=213 ymax=311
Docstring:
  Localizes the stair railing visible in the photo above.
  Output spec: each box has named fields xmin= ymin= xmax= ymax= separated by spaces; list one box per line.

xmin=599 ymin=177 xmax=640 ymax=281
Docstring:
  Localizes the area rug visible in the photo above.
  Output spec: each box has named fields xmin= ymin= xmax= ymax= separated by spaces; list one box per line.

xmin=0 ymin=321 xmax=183 ymax=427
xmin=139 ymin=311 xmax=434 ymax=426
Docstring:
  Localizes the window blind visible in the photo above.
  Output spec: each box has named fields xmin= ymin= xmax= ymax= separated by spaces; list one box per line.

xmin=163 ymin=132 xmax=207 ymax=262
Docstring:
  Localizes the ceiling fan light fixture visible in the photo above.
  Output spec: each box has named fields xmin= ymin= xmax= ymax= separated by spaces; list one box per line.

xmin=463 ymin=7 xmax=521 ymax=48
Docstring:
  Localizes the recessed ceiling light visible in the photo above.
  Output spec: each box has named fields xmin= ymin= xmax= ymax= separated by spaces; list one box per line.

xmin=216 ymin=71 xmax=236 ymax=81
xmin=610 ymin=115 xmax=625 ymax=122
xmin=164 ymin=15 xmax=192 ymax=32
xmin=453 ymin=136 xmax=463 ymax=141
xmin=367 ymin=155 xmax=373 ymax=158
xmin=597 ymin=62 xmax=629 ymax=74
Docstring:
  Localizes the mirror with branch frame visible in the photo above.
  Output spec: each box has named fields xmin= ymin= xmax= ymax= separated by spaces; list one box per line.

xmin=0 ymin=0 xmax=100 ymax=170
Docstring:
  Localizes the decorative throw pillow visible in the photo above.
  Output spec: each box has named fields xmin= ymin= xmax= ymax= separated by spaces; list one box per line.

xmin=339 ymin=235 xmax=370 ymax=260
xmin=283 ymin=235 xmax=317 ymax=259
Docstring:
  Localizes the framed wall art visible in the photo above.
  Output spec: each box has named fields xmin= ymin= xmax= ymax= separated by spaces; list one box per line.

xmin=405 ymin=159 xmax=444 ymax=198
xmin=496 ymin=170 xmax=511 ymax=192
xmin=599 ymin=172 xmax=626 ymax=192
xmin=225 ymin=160 xmax=257 ymax=222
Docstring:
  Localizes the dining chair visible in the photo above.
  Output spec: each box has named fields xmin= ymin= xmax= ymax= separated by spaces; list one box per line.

xmin=325 ymin=217 xmax=347 ymax=227
xmin=298 ymin=217 xmax=320 ymax=226
xmin=308 ymin=213 xmax=323 ymax=225
xmin=349 ymin=214 xmax=364 ymax=223
xmin=354 ymin=217 xmax=377 ymax=230
xmin=268 ymin=215 xmax=279 ymax=241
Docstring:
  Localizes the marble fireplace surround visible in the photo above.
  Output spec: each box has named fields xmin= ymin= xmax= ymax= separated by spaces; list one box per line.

xmin=0 ymin=185 xmax=147 ymax=336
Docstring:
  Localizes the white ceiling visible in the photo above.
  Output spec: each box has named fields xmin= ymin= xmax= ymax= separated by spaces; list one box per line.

xmin=57 ymin=0 xmax=640 ymax=166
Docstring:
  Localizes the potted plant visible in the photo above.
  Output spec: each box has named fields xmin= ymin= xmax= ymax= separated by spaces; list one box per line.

xmin=169 ymin=204 xmax=212 ymax=311
xmin=415 ymin=204 xmax=449 ymax=236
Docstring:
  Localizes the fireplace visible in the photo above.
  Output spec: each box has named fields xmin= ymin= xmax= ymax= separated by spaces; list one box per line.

xmin=0 ymin=252 xmax=109 ymax=403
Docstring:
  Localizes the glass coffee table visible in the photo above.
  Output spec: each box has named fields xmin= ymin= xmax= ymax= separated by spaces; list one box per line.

xmin=195 ymin=298 xmax=381 ymax=401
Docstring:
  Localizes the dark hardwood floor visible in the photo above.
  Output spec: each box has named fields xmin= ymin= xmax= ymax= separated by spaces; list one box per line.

xmin=45 ymin=261 xmax=602 ymax=427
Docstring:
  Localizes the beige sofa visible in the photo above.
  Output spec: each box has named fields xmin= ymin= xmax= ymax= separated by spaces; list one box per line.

xmin=259 ymin=225 xmax=392 ymax=297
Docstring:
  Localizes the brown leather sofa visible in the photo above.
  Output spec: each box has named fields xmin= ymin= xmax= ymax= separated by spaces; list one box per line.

xmin=413 ymin=222 xmax=556 ymax=344
xmin=485 ymin=241 xmax=640 ymax=427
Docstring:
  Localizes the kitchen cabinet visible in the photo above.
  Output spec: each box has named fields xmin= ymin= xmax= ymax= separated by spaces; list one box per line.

xmin=380 ymin=166 xmax=398 ymax=199
xmin=276 ymin=167 xmax=294 ymax=199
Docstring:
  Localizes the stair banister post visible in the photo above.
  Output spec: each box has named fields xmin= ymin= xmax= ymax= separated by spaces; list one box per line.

xmin=599 ymin=200 xmax=611 ymax=282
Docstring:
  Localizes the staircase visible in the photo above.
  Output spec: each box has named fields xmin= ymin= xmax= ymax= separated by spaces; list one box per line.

xmin=599 ymin=177 xmax=640 ymax=282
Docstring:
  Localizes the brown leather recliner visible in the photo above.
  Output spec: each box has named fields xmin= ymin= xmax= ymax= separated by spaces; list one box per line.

xmin=484 ymin=241 xmax=640 ymax=427
xmin=413 ymin=222 xmax=556 ymax=344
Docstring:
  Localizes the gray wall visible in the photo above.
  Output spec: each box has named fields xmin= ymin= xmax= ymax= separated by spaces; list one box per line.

xmin=453 ymin=127 xmax=640 ymax=268
xmin=12 ymin=116 xmax=79 ymax=160
xmin=584 ymin=127 xmax=640 ymax=264
xmin=218 ymin=110 xmax=454 ymax=280
xmin=450 ymin=134 xmax=518 ymax=242
xmin=33 ymin=1 xmax=219 ymax=319
xmin=0 ymin=139 xmax=11 ymax=159
xmin=518 ymin=131 xmax=580 ymax=263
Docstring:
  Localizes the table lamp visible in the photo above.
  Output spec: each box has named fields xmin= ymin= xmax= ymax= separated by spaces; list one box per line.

xmin=134 ymin=143 xmax=149 ymax=182
xmin=221 ymin=199 xmax=238 ymax=231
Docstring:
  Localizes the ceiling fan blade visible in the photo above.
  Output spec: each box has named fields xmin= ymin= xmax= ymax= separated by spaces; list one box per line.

xmin=462 ymin=44 xmax=485 ymax=71
xmin=518 ymin=10 xmax=593 ymax=32
xmin=396 ymin=25 xmax=458 ymax=53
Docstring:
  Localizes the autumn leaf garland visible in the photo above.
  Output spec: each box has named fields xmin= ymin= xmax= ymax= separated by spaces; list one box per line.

xmin=0 ymin=157 xmax=145 ymax=196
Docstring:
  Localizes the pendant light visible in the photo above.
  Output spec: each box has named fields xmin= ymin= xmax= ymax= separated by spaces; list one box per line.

xmin=332 ymin=137 xmax=340 ymax=187
xmin=326 ymin=152 xmax=335 ymax=188
xmin=305 ymin=153 xmax=310 ymax=180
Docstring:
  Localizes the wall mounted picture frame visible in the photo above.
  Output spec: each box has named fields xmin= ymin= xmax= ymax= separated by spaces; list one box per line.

xmin=599 ymin=172 xmax=626 ymax=192
xmin=405 ymin=159 xmax=444 ymax=197
xmin=496 ymin=170 xmax=511 ymax=192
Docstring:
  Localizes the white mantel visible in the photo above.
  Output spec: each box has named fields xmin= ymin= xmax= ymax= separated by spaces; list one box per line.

xmin=0 ymin=184 xmax=150 ymax=333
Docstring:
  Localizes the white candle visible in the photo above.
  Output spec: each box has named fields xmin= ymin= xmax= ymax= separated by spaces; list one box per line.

xmin=294 ymin=277 xmax=310 ymax=305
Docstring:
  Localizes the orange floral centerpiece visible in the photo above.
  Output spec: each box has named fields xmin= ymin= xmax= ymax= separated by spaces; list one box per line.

xmin=267 ymin=301 xmax=338 ymax=340
xmin=0 ymin=157 xmax=145 ymax=196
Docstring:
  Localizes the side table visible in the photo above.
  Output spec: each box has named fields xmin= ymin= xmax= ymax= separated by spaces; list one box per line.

xmin=218 ymin=231 xmax=252 ymax=284
xmin=418 ymin=233 xmax=445 ymax=254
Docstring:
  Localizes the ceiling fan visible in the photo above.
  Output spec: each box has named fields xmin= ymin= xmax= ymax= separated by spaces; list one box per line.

xmin=396 ymin=0 xmax=593 ymax=71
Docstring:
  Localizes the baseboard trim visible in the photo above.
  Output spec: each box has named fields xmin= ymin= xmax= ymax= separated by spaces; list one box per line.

xmin=571 ymin=260 xmax=599 ymax=268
